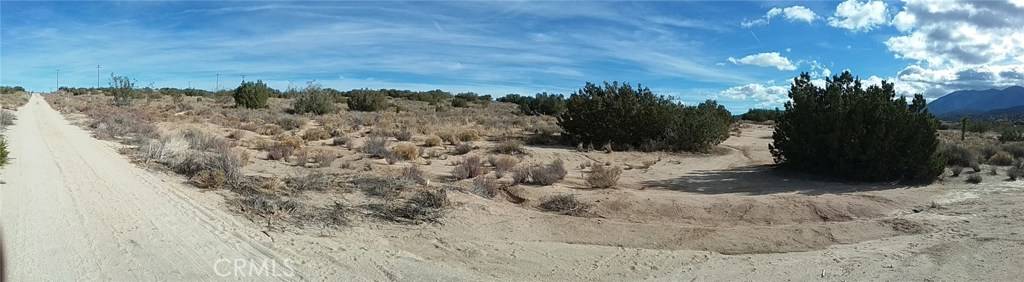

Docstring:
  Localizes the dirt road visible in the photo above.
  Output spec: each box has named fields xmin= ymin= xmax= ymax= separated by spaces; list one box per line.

xmin=1 ymin=95 xmax=297 ymax=280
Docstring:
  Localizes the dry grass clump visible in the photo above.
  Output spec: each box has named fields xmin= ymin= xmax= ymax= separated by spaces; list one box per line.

xmin=310 ymin=149 xmax=337 ymax=167
xmin=492 ymin=139 xmax=526 ymax=155
xmin=988 ymin=151 xmax=1015 ymax=166
xmin=232 ymin=193 xmax=306 ymax=227
xmin=89 ymin=108 xmax=159 ymax=144
xmin=512 ymin=159 xmax=567 ymax=185
xmin=369 ymin=189 xmax=449 ymax=224
xmin=353 ymin=175 xmax=414 ymax=198
xmin=361 ymin=136 xmax=390 ymax=158
xmin=191 ymin=169 xmax=227 ymax=189
xmin=401 ymin=165 xmax=428 ymax=184
xmin=315 ymin=201 xmax=351 ymax=230
xmin=1008 ymin=164 xmax=1024 ymax=181
xmin=285 ymin=172 xmax=333 ymax=191
xmin=0 ymin=110 xmax=17 ymax=129
xmin=423 ymin=135 xmax=442 ymax=147
xmin=586 ymin=164 xmax=622 ymax=188
xmin=438 ymin=131 xmax=459 ymax=145
xmin=472 ymin=175 xmax=501 ymax=198
xmin=395 ymin=128 xmax=413 ymax=141
xmin=488 ymin=155 xmax=519 ymax=178
xmin=256 ymin=124 xmax=284 ymax=136
xmin=1004 ymin=142 xmax=1024 ymax=159
xmin=302 ymin=128 xmax=331 ymax=141
xmin=452 ymin=155 xmax=485 ymax=179
xmin=538 ymin=194 xmax=591 ymax=217
xmin=390 ymin=142 xmax=419 ymax=161
xmin=457 ymin=129 xmax=480 ymax=142
xmin=274 ymin=115 xmax=306 ymax=131
xmin=331 ymin=135 xmax=350 ymax=146
xmin=266 ymin=143 xmax=295 ymax=161
xmin=227 ymin=130 xmax=246 ymax=140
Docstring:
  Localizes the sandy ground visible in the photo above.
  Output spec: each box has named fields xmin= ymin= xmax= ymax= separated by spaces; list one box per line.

xmin=3 ymin=94 xmax=1024 ymax=280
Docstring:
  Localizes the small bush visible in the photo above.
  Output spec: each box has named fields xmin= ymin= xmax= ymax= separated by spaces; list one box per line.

xmin=0 ymin=138 xmax=8 ymax=167
xmin=353 ymin=175 xmax=413 ymax=198
xmin=966 ymin=174 xmax=983 ymax=184
xmin=538 ymin=194 xmax=590 ymax=217
xmin=274 ymin=115 xmax=306 ymax=131
xmin=488 ymin=155 xmax=519 ymax=178
xmin=492 ymin=139 xmax=526 ymax=155
xmin=453 ymin=142 xmax=473 ymax=155
xmin=395 ymin=128 xmax=413 ymax=142
xmin=1008 ymin=166 xmax=1024 ymax=181
xmin=512 ymin=159 xmax=567 ymax=186
xmin=452 ymin=155 xmax=485 ymax=179
xmin=371 ymin=189 xmax=449 ymax=224
xmin=423 ymin=135 xmax=442 ymax=147
xmin=999 ymin=129 xmax=1024 ymax=143
xmin=266 ymin=143 xmax=295 ymax=161
xmin=256 ymin=124 xmax=284 ymax=136
xmin=457 ymin=129 xmax=480 ymax=142
xmin=1003 ymin=143 xmax=1024 ymax=159
xmin=586 ymin=164 xmax=622 ymax=188
xmin=110 ymin=74 xmax=135 ymax=107
xmin=390 ymin=142 xmax=419 ymax=161
xmin=302 ymin=128 xmax=331 ymax=141
xmin=988 ymin=151 xmax=1014 ymax=166
xmin=361 ymin=136 xmax=390 ymax=158
xmin=347 ymin=91 xmax=388 ymax=111
xmin=472 ymin=176 xmax=500 ymax=198
xmin=401 ymin=165 xmax=427 ymax=185
xmin=291 ymin=83 xmax=338 ymax=115
xmin=311 ymin=150 xmax=337 ymax=167
xmin=191 ymin=169 xmax=227 ymax=189
xmin=233 ymin=80 xmax=271 ymax=109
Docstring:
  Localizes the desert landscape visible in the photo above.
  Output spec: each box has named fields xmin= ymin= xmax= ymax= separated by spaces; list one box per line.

xmin=3 ymin=1 xmax=1024 ymax=281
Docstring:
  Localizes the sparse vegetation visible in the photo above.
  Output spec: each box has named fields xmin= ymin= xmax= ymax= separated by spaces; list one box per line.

xmin=512 ymin=159 xmax=566 ymax=185
xmin=966 ymin=174 xmax=983 ymax=184
xmin=452 ymin=155 xmax=485 ymax=179
xmin=771 ymin=72 xmax=942 ymax=182
xmin=347 ymin=91 xmax=388 ymax=112
xmin=740 ymin=108 xmax=782 ymax=122
xmin=538 ymin=194 xmax=590 ymax=217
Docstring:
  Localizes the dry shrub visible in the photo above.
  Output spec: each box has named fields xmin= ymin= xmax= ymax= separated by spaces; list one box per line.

xmin=232 ymin=194 xmax=306 ymax=224
xmin=539 ymin=194 xmax=590 ymax=217
xmin=1008 ymin=166 xmax=1024 ymax=181
xmin=950 ymin=166 xmax=964 ymax=177
xmin=512 ymin=159 xmax=566 ymax=185
xmin=472 ymin=175 xmax=500 ymax=198
xmin=286 ymin=172 xmax=333 ymax=191
xmin=457 ymin=129 xmax=480 ymax=142
xmin=274 ymin=115 xmax=306 ymax=131
xmin=401 ymin=165 xmax=427 ymax=184
xmin=311 ymin=150 xmax=337 ymax=167
xmin=172 ymin=147 xmax=243 ymax=183
xmin=183 ymin=128 xmax=230 ymax=151
xmin=452 ymin=155 xmax=485 ymax=179
xmin=586 ymin=164 xmax=622 ymax=188
xmin=257 ymin=124 xmax=284 ymax=136
xmin=353 ymin=175 xmax=413 ymax=198
xmin=453 ymin=142 xmax=473 ymax=155
xmin=369 ymin=189 xmax=449 ymax=224
xmin=1004 ymin=143 xmax=1024 ymax=159
xmin=227 ymin=130 xmax=246 ymax=140
xmin=488 ymin=155 xmax=519 ymax=178
xmin=423 ymin=135 xmax=442 ymax=147
xmin=361 ymin=136 xmax=390 ymax=158
xmin=395 ymin=128 xmax=413 ymax=141
xmin=438 ymin=131 xmax=459 ymax=145
xmin=988 ymin=151 xmax=1014 ymax=166
xmin=266 ymin=143 xmax=295 ymax=161
xmin=390 ymin=142 xmax=419 ymax=161
xmin=492 ymin=139 xmax=526 ymax=155
xmin=302 ymin=128 xmax=331 ymax=141
xmin=315 ymin=201 xmax=350 ymax=230
xmin=191 ymin=169 xmax=226 ymax=189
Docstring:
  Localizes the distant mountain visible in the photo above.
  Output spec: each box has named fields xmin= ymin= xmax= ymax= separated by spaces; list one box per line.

xmin=928 ymin=86 xmax=1024 ymax=119
xmin=949 ymin=105 xmax=1024 ymax=121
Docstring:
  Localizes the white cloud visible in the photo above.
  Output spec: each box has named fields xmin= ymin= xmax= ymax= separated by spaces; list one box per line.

xmin=728 ymin=52 xmax=797 ymax=71
xmin=717 ymin=83 xmax=790 ymax=107
xmin=828 ymin=0 xmax=888 ymax=31
xmin=742 ymin=6 xmax=818 ymax=27
xmin=882 ymin=0 xmax=1024 ymax=97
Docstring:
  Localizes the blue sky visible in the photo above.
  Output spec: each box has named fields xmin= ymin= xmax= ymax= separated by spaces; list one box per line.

xmin=2 ymin=1 xmax=1023 ymax=112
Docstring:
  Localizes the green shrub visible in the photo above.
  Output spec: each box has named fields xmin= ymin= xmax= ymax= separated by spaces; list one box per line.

xmin=292 ymin=83 xmax=338 ymax=115
xmin=770 ymin=72 xmax=943 ymax=182
xmin=347 ymin=91 xmax=388 ymax=111
xmin=110 ymin=74 xmax=135 ymax=107
xmin=740 ymin=108 xmax=782 ymax=122
xmin=0 ymin=137 xmax=8 ymax=167
xmin=988 ymin=151 xmax=1014 ymax=166
xmin=558 ymin=82 xmax=731 ymax=152
xmin=966 ymin=174 xmax=983 ymax=184
xmin=999 ymin=128 xmax=1024 ymax=142
xmin=451 ymin=97 xmax=469 ymax=108
xmin=499 ymin=93 xmax=566 ymax=116
xmin=233 ymin=80 xmax=271 ymax=109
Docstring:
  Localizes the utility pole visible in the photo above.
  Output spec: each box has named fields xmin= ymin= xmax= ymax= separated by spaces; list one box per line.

xmin=96 ymin=65 xmax=102 ymax=89
xmin=56 ymin=69 xmax=60 ymax=92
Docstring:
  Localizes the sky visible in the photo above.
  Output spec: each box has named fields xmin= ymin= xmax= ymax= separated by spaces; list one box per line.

xmin=2 ymin=0 xmax=1023 ymax=112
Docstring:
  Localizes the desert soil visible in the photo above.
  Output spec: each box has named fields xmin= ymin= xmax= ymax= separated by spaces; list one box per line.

xmin=3 ymin=94 xmax=1024 ymax=281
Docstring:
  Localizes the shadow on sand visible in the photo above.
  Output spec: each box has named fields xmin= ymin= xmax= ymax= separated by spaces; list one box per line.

xmin=641 ymin=165 xmax=917 ymax=196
